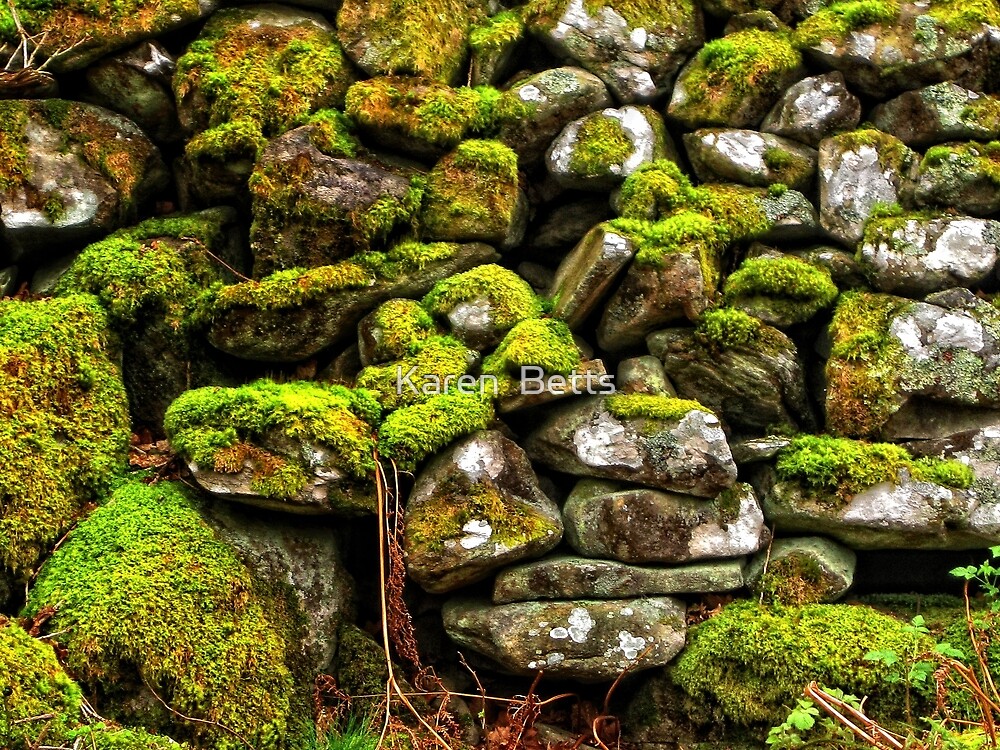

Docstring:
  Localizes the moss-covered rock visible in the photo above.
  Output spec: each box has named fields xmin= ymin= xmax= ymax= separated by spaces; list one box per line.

xmin=164 ymin=380 xmax=380 ymax=514
xmin=358 ymin=298 xmax=440 ymax=365
xmin=913 ymin=141 xmax=1000 ymax=216
xmin=0 ymin=295 xmax=129 ymax=594
xmin=420 ymin=139 xmax=527 ymax=248
xmin=481 ymin=318 xmax=582 ymax=398
xmin=870 ymin=82 xmax=1000 ymax=148
xmin=24 ymin=480 xmax=312 ymax=750
xmin=468 ymin=10 xmax=524 ymax=86
xmin=683 ymin=128 xmax=817 ymax=191
xmin=760 ymin=71 xmax=861 ymax=147
xmin=357 ymin=335 xmax=473 ymax=409
xmin=746 ymin=536 xmax=858 ymax=604
xmin=722 ymin=254 xmax=839 ymax=327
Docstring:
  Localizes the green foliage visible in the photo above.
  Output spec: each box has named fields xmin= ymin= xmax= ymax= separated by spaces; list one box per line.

xmin=775 ymin=434 xmax=974 ymax=498
xmin=794 ymin=0 xmax=900 ymax=47
xmin=357 ymin=335 xmax=472 ymax=409
xmin=0 ymin=295 xmax=129 ymax=583
xmin=952 ymin=545 xmax=1000 ymax=611
xmin=616 ymin=159 xmax=697 ymax=220
xmin=605 ymin=393 xmax=711 ymax=421
xmin=568 ymin=113 xmax=634 ymax=177
xmin=423 ymin=264 xmax=543 ymax=331
xmin=24 ymin=481 xmax=308 ymax=750
xmin=377 ymin=393 xmax=494 ymax=470
xmin=671 ymin=601 xmax=929 ymax=726
xmin=833 ymin=129 xmax=913 ymax=173
xmin=481 ymin=318 xmax=581 ymax=395
xmin=723 ymin=256 xmax=839 ymax=322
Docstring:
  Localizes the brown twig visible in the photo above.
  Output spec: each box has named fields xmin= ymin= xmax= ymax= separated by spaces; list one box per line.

xmin=804 ymin=683 xmax=903 ymax=750
xmin=140 ymin=675 xmax=257 ymax=750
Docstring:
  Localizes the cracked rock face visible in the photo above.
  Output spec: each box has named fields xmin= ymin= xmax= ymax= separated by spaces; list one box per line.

xmin=442 ymin=596 xmax=687 ymax=681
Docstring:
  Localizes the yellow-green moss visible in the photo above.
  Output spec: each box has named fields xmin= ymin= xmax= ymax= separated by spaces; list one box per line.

xmin=605 ymin=393 xmax=712 ymax=421
xmin=671 ymin=601 xmax=928 ymax=726
xmin=793 ymin=0 xmax=900 ymax=47
xmin=469 ymin=10 xmax=524 ymax=52
xmin=524 ymin=0 xmax=696 ymax=33
xmin=616 ymin=159 xmax=698 ymax=220
xmin=0 ymin=295 xmax=129 ymax=584
xmin=753 ymin=555 xmax=831 ymax=606
xmin=366 ymin=298 xmax=438 ymax=362
xmin=723 ymin=256 xmax=839 ymax=322
xmin=919 ymin=141 xmax=1000 ymax=194
xmin=305 ymin=109 xmax=361 ymax=158
xmin=423 ymin=264 xmax=543 ymax=331
xmin=65 ymin=724 xmax=185 ymax=749
xmin=377 ymin=393 xmax=494 ymax=470
xmin=926 ymin=0 xmax=1000 ymax=33
xmin=357 ymin=335 xmax=472 ymax=409
xmin=834 ymin=128 xmax=914 ymax=173
xmin=697 ymin=307 xmax=779 ymax=349
xmin=480 ymin=318 xmax=581 ymax=396
xmin=568 ymin=114 xmax=634 ymax=177
xmin=24 ymin=481 xmax=309 ymax=750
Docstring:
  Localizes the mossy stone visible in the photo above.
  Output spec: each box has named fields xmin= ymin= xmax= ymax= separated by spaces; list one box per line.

xmin=722 ymin=254 xmax=839 ymax=327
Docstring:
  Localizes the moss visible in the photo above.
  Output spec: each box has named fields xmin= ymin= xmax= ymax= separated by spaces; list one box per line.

xmin=480 ymin=318 xmax=581 ymax=396
xmin=793 ymin=0 xmax=900 ymax=47
xmin=0 ymin=100 xmax=29 ymax=193
xmin=775 ymin=434 xmax=973 ymax=499
xmin=960 ymin=95 xmax=1000 ymax=132
xmin=407 ymin=480 xmax=558 ymax=553
xmin=754 ymin=555 xmax=832 ymax=606
xmin=0 ymin=617 xmax=83 ymax=749
xmin=0 ymin=295 xmax=129 ymax=584
xmin=56 ymin=211 xmax=229 ymax=330
xmin=696 ymin=307 xmax=785 ymax=350
xmin=333 ymin=622 xmax=389 ymax=698
xmin=926 ymin=0 xmax=1000 ymax=33
xmin=66 ymin=724 xmax=185 ymax=749
xmin=690 ymin=183 xmax=773 ymax=241
xmin=164 ymin=380 xmax=379 ymax=501
xmin=918 ymin=141 xmax=1000 ymax=200
xmin=605 ymin=393 xmax=712 ymax=421
xmin=357 ymin=335 xmax=472 ymax=409
xmin=423 ymin=264 xmax=543 ymax=331
xmin=175 ymin=8 xmax=352 ymax=160
xmin=366 ymin=299 xmax=438 ymax=362
xmin=834 ymin=128 xmax=913 ymax=173
xmin=676 ymin=30 xmax=801 ymax=124
xmin=567 ymin=113 xmax=634 ymax=177
xmin=722 ymin=256 xmax=839 ymax=323
xmin=762 ymin=146 xmax=795 ymax=170
xmin=24 ymin=481 xmax=309 ymax=750
xmin=377 ymin=393 xmax=494 ymax=470
xmin=306 ymin=109 xmax=360 ymax=158
xmin=469 ymin=10 xmax=523 ymax=52
xmin=670 ymin=600 xmax=929 ymax=726
xmin=616 ymin=159 xmax=698 ymax=220
xmin=525 ymin=0 xmax=695 ymax=32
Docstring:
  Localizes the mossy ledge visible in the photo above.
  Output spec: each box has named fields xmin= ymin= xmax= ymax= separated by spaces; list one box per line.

xmin=605 ymin=393 xmax=713 ymax=421
xmin=377 ymin=393 xmax=495 ymax=471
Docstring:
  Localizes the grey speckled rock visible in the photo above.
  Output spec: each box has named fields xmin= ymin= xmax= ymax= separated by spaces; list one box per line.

xmin=526 ymin=0 xmax=704 ymax=104
xmin=760 ymin=72 xmax=861 ymax=147
xmin=442 ymin=596 xmax=687 ymax=681
xmin=404 ymin=431 xmax=563 ymax=594
xmin=493 ymin=555 xmax=746 ymax=604
xmin=546 ymin=106 xmax=675 ymax=191
xmin=746 ymin=536 xmax=856 ymax=603
xmin=563 ymin=479 xmax=767 ymax=563
xmin=683 ymin=129 xmax=817 ymax=191
xmin=859 ymin=215 xmax=1000 ymax=296
xmin=648 ymin=326 xmax=816 ymax=436
xmin=818 ymin=131 xmax=917 ymax=246
xmin=871 ymin=83 xmax=1000 ymax=149
xmin=524 ymin=396 xmax=737 ymax=497
xmin=756 ymin=467 xmax=996 ymax=550
xmin=912 ymin=142 xmax=1000 ymax=217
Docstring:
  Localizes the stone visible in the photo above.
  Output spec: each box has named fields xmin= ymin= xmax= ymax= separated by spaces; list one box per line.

xmin=911 ymin=141 xmax=1000 ymax=217
xmin=789 ymin=245 xmax=866 ymax=288
xmin=730 ymin=435 xmax=792 ymax=465
xmin=526 ymin=197 xmax=613 ymax=256
xmin=546 ymin=106 xmax=675 ymax=191
xmin=616 ymin=355 xmax=675 ymax=396
xmin=724 ymin=9 xmax=789 ymax=34
xmin=83 ymin=41 xmax=181 ymax=144
xmin=496 ymin=359 xmax=611 ymax=414
xmin=760 ymin=72 xmax=861 ymax=147
xmin=683 ymin=129 xmax=817 ymax=192
xmin=404 ymin=431 xmax=563 ymax=594
xmin=746 ymin=536 xmax=856 ymax=604
xmin=870 ymin=83 xmax=1000 ymax=148
xmin=563 ymin=479 xmax=768 ymax=563
xmin=818 ymin=130 xmax=917 ymax=247
xmin=525 ymin=0 xmax=704 ymax=104
xmin=492 ymin=555 xmax=746 ymax=604
xmin=442 ymin=596 xmax=687 ymax=681
xmin=524 ymin=396 xmax=737 ymax=497
xmin=648 ymin=325 xmax=816 ymax=436
xmin=0 ymin=266 xmax=16 ymax=297
xmin=498 ymin=67 xmax=613 ymax=166
xmin=859 ymin=214 xmax=1000 ymax=296
xmin=0 ymin=100 xmax=168 ymax=262
xmin=548 ymin=223 xmax=636 ymax=329
xmin=469 ymin=12 xmax=524 ymax=86
xmin=722 ymin=253 xmax=839 ymax=328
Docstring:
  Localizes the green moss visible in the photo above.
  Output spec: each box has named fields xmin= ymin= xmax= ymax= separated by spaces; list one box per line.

xmin=56 ymin=211 xmax=230 ymax=330
xmin=605 ymin=393 xmax=711 ymax=421
xmin=357 ymin=335 xmax=472 ymax=409
xmin=793 ymin=0 xmax=900 ymax=47
xmin=175 ymin=9 xmax=353 ymax=160
xmin=670 ymin=601 xmax=928 ymax=726
xmin=834 ymin=128 xmax=914 ymax=173
xmin=469 ymin=10 xmax=523 ymax=51
xmin=422 ymin=264 xmax=543 ymax=331
xmin=164 ymin=380 xmax=379 ymax=501
xmin=366 ymin=299 xmax=438 ymax=362
xmin=926 ymin=0 xmax=1000 ymax=33
xmin=762 ymin=147 xmax=795 ymax=170
xmin=306 ymin=109 xmax=360 ymax=158
xmin=525 ymin=0 xmax=695 ymax=32
xmin=66 ymin=724 xmax=185 ymax=749
xmin=377 ymin=393 xmax=494 ymax=470
xmin=722 ymin=256 xmax=839 ymax=323
xmin=918 ymin=141 xmax=1000 ymax=197
xmin=616 ymin=159 xmax=698 ymax=220
xmin=0 ymin=100 xmax=29 ymax=192
xmin=333 ymin=622 xmax=389 ymax=698
xmin=690 ymin=184 xmax=773 ymax=241
xmin=24 ymin=481 xmax=309 ymax=750
xmin=676 ymin=30 xmax=801 ymax=124
xmin=0 ymin=295 xmax=129 ymax=584
xmin=696 ymin=307 xmax=779 ymax=349
xmin=481 ymin=318 xmax=581 ymax=396
xmin=754 ymin=555 xmax=835 ymax=606
xmin=776 ymin=434 xmax=974 ymax=498
xmin=568 ymin=113 xmax=633 ymax=177
xmin=960 ymin=95 xmax=1000 ymax=132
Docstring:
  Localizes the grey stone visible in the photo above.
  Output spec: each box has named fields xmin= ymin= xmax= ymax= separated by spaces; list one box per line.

xmin=683 ymin=129 xmax=817 ymax=192
xmin=912 ymin=141 xmax=1000 ymax=217
xmin=0 ymin=266 xmax=16 ymax=297
xmin=760 ymin=72 xmax=861 ymax=147
xmin=493 ymin=554 xmax=746 ymax=604
xmin=524 ymin=396 xmax=737 ymax=497
xmin=789 ymin=245 xmax=866 ymax=288
xmin=442 ymin=596 xmax=687 ymax=681
xmin=616 ymin=355 xmax=675 ymax=397
xmin=526 ymin=197 xmax=613 ymax=255
xmin=870 ymin=83 xmax=1000 ymax=148
xmin=730 ymin=435 xmax=793 ymax=465
xmin=496 ymin=359 xmax=612 ymax=414
xmin=563 ymin=479 xmax=768 ymax=563
xmin=746 ymin=536 xmax=856 ymax=603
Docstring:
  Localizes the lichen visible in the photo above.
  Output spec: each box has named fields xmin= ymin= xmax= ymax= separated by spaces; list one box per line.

xmin=24 ymin=480 xmax=310 ymax=750
xmin=722 ymin=256 xmax=839 ymax=323
xmin=377 ymin=393 xmax=494 ymax=470
xmin=480 ymin=318 xmax=581 ymax=396
xmin=356 ymin=335 xmax=472 ymax=409
xmin=793 ymin=0 xmax=900 ymax=47
xmin=422 ymin=264 xmax=543 ymax=331
xmin=605 ymin=393 xmax=712 ymax=421
xmin=0 ymin=295 xmax=129 ymax=585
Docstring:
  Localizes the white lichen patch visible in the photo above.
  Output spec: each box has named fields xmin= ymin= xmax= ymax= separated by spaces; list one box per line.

xmin=617 ymin=631 xmax=647 ymax=660
xmin=568 ymin=606 xmax=594 ymax=642
xmin=459 ymin=519 xmax=492 ymax=549
xmin=573 ymin=410 xmax=642 ymax=468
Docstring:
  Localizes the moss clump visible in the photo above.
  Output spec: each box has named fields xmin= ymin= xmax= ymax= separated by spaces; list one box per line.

xmin=165 ymin=380 xmax=379 ymax=501
xmin=834 ymin=128 xmax=914 ymax=173
xmin=776 ymin=434 xmax=974 ymax=499
xmin=377 ymin=393 xmax=494 ymax=470
xmin=66 ymin=724 xmax=184 ymax=749
xmin=722 ymin=256 xmax=839 ymax=323
xmin=305 ymin=109 xmax=360 ymax=158
xmin=333 ymin=622 xmax=389 ymax=698
xmin=56 ymin=211 xmax=230 ymax=329
xmin=793 ymin=0 xmax=900 ymax=47
xmin=754 ymin=555 xmax=831 ymax=606
xmin=525 ymin=0 xmax=695 ymax=32
xmin=616 ymin=159 xmax=698 ymax=220
xmin=345 ymin=76 xmax=524 ymax=151
xmin=568 ymin=113 xmax=634 ymax=177
xmin=175 ymin=8 xmax=353 ymax=161
xmin=469 ymin=10 xmax=523 ymax=52
xmin=670 ymin=600 xmax=928 ymax=726
xmin=0 ymin=295 xmax=129 ymax=584
xmin=697 ymin=307 xmax=773 ymax=349
xmin=24 ymin=481 xmax=308 ymax=750
xmin=675 ymin=30 xmax=802 ymax=124
xmin=926 ymin=0 xmax=1000 ymax=33
xmin=357 ymin=335 xmax=472 ymax=409
xmin=423 ymin=264 xmax=543 ymax=331
xmin=365 ymin=299 xmax=438 ymax=362
xmin=605 ymin=393 xmax=711 ymax=421
xmin=481 ymin=318 xmax=581 ymax=396
xmin=917 ymin=142 xmax=1000 ymax=207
